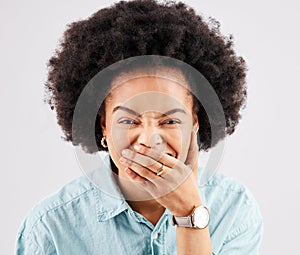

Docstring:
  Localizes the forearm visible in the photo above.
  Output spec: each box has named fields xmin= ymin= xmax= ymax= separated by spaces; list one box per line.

xmin=176 ymin=225 xmax=212 ymax=255
xmin=174 ymin=197 xmax=212 ymax=255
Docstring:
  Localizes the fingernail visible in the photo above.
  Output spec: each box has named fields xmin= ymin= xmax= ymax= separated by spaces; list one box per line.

xmin=122 ymin=150 xmax=129 ymax=156
xmin=134 ymin=145 xmax=140 ymax=151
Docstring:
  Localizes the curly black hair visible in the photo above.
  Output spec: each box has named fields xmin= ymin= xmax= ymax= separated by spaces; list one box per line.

xmin=44 ymin=0 xmax=247 ymax=154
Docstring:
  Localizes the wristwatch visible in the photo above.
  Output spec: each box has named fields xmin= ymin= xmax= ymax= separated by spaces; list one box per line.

xmin=172 ymin=205 xmax=210 ymax=229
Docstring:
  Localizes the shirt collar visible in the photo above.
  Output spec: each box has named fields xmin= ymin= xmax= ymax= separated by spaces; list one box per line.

xmin=89 ymin=153 xmax=129 ymax=222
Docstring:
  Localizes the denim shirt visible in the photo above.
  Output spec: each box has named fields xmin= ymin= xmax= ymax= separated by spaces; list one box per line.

xmin=15 ymin=154 xmax=263 ymax=255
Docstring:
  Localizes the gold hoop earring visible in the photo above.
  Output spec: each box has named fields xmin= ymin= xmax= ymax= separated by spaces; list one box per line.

xmin=101 ymin=136 xmax=108 ymax=148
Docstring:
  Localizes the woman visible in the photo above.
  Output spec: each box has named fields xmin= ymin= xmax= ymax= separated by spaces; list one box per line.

xmin=16 ymin=0 xmax=263 ymax=254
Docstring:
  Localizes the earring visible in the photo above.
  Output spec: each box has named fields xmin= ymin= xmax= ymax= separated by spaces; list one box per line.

xmin=101 ymin=136 xmax=108 ymax=148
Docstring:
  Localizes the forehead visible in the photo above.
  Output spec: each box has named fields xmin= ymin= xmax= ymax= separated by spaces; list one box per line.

xmin=110 ymin=66 xmax=188 ymax=88
xmin=106 ymin=68 xmax=193 ymax=113
xmin=107 ymin=77 xmax=193 ymax=114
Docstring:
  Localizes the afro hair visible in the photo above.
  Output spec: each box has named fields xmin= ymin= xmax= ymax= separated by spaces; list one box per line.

xmin=44 ymin=0 xmax=248 ymax=154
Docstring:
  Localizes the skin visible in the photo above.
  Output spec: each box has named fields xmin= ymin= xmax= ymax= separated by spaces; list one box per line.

xmin=101 ymin=68 xmax=212 ymax=254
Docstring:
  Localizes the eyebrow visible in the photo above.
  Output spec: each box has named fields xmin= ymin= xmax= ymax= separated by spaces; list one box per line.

xmin=112 ymin=106 xmax=186 ymax=118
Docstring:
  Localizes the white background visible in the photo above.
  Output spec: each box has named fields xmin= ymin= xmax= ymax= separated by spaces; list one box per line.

xmin=1 ymin=0 xmax=299 ymax=254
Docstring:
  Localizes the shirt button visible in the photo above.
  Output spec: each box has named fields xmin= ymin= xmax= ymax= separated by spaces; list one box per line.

xmin=153 ymin=232 xmax=159 ymax=240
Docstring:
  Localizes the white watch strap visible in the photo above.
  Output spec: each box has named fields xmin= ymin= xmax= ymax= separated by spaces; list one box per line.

xmin=172 ymin=215 xmax=193 ymax=227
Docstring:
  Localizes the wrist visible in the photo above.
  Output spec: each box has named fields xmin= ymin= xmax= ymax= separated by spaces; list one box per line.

xmin=172 ymin=200 xmax=203 ymax=217
xmin=172 ymin=205 xmax=210 ymax=229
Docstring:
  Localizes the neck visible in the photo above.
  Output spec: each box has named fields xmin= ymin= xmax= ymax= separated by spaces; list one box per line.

xmin=126 ymin=199 xmax=166 ymax=226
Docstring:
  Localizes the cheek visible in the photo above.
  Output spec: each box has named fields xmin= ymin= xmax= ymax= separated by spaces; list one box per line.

xmin=176 ymin=125 xmax=193 ymax=162
xmin=108 ymin=127 xmax=129 ymax=156
xmin=106 ymin=127 xmax=130 ymax=174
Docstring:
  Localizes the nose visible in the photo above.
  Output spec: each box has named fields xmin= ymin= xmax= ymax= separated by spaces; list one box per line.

xmin=137 ymin=129 xmax=163 ymax=148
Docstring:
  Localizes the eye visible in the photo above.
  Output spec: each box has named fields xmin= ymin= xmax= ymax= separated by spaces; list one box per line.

xmin=160 ymin=119 xmax=181 ymax=125
xmin=118 ymin=119 xmax=139 ymax=125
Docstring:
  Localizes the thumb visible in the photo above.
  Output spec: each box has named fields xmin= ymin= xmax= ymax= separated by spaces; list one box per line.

xmin=185 ymin=130 xmax=199 ymax=171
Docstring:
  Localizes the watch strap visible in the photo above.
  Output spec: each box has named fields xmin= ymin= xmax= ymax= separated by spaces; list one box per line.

xmin=172 ymin=215 xmax=193 ymax=227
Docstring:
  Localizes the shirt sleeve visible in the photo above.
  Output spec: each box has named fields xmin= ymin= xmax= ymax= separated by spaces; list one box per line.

xmin=218 ymin=216 xmax=263 ymax=255
xmin=15 ymin=219 xmax=58 ymax=255
xmin=206 ymin=174 xmax=264 ymax=255
xmin=15 ymin=234 xmax=40 ymax=255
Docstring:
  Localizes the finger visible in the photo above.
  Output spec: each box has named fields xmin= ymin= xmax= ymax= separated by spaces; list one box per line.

xmin=120 ymin=157 xmax=172 ymax=181
xmin=130 ymin=145 xmax=179 ymax=169
xmin=121 ymin=148 xmax=191 ymax=188
xmin=185 ymin=131 xmax=199 ymax=170
xmin=124 ymin=167 xmax=146 ymax=182
xmin=121 ymin=150 xmax=163 ymax=174
xmin=124 ymin=164 xmax=178 ymax=199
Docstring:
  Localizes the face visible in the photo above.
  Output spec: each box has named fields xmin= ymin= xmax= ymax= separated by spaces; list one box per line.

xmin=101 ymin=69 xmax=199 ymax=180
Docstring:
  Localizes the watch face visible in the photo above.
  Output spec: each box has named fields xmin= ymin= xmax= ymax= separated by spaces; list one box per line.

xmin=193 ymin=206 xmax=210 ymax=228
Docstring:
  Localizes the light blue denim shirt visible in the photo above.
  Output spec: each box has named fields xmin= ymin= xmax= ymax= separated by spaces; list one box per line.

xmin=16 ymin=154 xmax=263 ymax=254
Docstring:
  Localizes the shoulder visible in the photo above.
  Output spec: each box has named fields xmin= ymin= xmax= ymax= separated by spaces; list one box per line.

xmin=201 ymin=171 xmax=263 ymax=221
xmin=201 ymin=171 xmax=260 ymax=209
xmin=17 ymin=175 xmax=94 ymax=239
